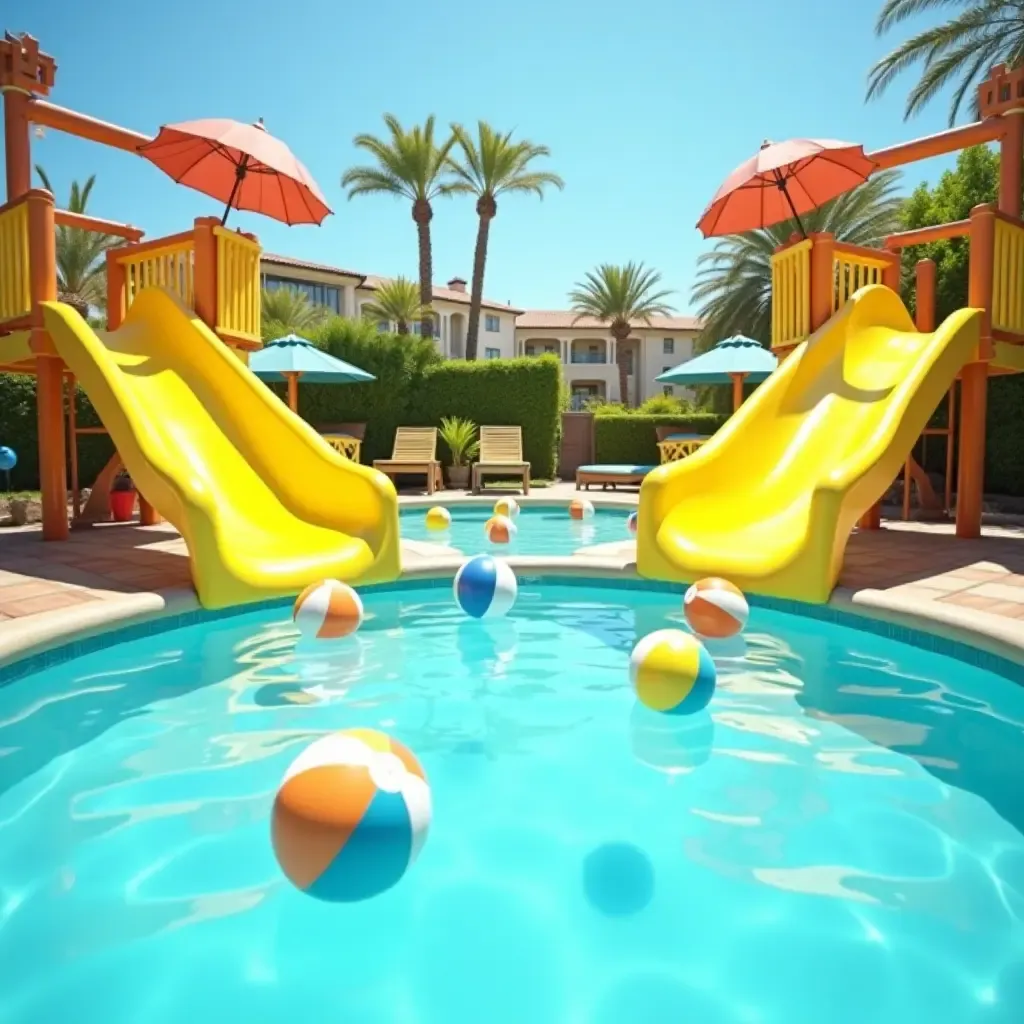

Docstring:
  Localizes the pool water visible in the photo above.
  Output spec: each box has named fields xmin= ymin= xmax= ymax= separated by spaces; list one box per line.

xmin=400 ymin=504 xmax=632 ymax=555
xmin=2 ymin=580 xmax=1024 ymax=1024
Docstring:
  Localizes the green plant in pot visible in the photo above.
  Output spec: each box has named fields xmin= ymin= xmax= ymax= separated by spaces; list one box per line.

xmin=439 ymin=416 xmax=479 ymax=490
xmin=109 ymin=470 xmax=137 ymax=522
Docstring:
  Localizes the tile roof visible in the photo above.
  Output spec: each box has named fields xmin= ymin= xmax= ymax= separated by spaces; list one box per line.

xmin=262 ymin=252 xmax=364 ymax=279
xmin=515 ymin=310 xmax=704 ymax=331
xmin=360 ymin=275 xmax=521 ymax=314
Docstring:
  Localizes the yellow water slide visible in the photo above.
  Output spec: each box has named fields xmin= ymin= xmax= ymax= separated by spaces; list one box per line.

xmin=637 ymin=286 xmax=981 ymax=603
xmin=42 ymin=289 xmax=401 ymax=608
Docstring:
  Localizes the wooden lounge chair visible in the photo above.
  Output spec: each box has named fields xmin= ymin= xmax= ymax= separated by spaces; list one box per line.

xmin=472 ymin=425 xmax=530 ymax=495
xmin=373 ymin=427 xmax=443 ymax=494
xmin=576 ymin=464 xmax=656 ymax=490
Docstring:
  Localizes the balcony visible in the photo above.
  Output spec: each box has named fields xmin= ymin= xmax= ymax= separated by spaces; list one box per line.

xmin=570 ymin=352 xmax=607 ymax=364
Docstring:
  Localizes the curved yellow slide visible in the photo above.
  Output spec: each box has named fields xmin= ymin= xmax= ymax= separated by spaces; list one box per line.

xmin=42 ymin=289 xmax=401 ymax=609
xmin=637 ymin=286 xmax=981 ymax=603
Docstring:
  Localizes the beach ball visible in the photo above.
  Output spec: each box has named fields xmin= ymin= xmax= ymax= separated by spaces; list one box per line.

xmin=630 ymin=628 xmax=717 ymax=715
xmin=425 ymin=506 xmax=452 ymax=531
xmin=293 ymin=579 xmax=364 ymax=640
xmin=485 ymin=514 xmax=517 ymax=544
xmin=569 ymin=498 xmax=595 ymax=520
xmin=271 ymin=728 xmax=431 ymax=903
xmin=0 ymin=447 xmax=16 ymax=472
xmin=454 ymin=554 xmax=518 ymax=619
xmin=494 ymin=496 xmax=520 ymax=519
xmin=626 ymin=511 xmax=638 ymax=534
xmin=684 ymin=577 xmax=749 ymax=639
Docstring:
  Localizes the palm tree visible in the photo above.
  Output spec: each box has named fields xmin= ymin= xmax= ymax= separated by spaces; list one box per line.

xmin=34 ymin=166 xmax=118 ymax=319
xmin=260 ymin=287 xmax=329 ymax=341
xmin=691 ymin=171 xmax=904 ymax=349
xmin=361 ymin=277 xmax=432 ymax=335
xmin=569 ymin=263 xmax=674 ymax=406
xmin=446 ymin=122 xmax=564 ymax=359
xmin=866 ymin=0 xmax=1024 ymax=125
xmin=341 ymin=115 xmax=458 ymax=339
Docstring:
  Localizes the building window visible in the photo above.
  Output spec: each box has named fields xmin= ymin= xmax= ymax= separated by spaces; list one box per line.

xmin=377 ymin=321 xmax=390 ymax=333
xmin=663 ymin=385 xmax=674 ymax=396
xmin=262 ymin=274 xmax=341 ymax=315
xmin=663 ymin=338 xmax=674 ymax=354
xmin=485 ymin=347 xmax=500 ymax=359
xmin=485 ymin=314 xmax=501 ymax=332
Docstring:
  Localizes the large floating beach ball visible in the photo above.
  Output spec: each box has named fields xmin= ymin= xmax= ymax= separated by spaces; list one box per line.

xmin=569 ymin=498 xmax=595 ymax=521
xmin=485 ymin=514 xmax=517 ymax=544
xmin=293 ymin=579 xmax=364 ymax=640
xmin=454 ymin=554 xmax=518 ymax=619
xmin=494 ymin=496 xmax=520 ymax=519
xmin=630 ymin=628 xmax=716 ymax=715
xmin=425 ymin=506 xmax=452 ymax=531
xmin=272 ymin=728 xmax=431 ymax=903
xmin=683 ymin=577 xmax=749 ymax=639
xmin=626 ymin=511 xmax=638 ymax=535
xmin=0 ymin=446 xmax=16 ymax=472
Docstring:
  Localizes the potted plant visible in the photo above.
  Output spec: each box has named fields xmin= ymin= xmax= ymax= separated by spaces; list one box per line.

xmin=109 ymin=471 xmax=137 ymax=522
xmin=439 ymin=416 xmax=479 ymax=490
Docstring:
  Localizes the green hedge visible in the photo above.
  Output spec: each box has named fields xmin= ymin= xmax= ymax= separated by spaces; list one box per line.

xmin=595 ymin=414 xmax=729 ymax=465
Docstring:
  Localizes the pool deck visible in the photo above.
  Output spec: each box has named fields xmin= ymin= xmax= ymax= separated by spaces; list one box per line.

xmin=2 ymin=482 xmax=1023 ymax=667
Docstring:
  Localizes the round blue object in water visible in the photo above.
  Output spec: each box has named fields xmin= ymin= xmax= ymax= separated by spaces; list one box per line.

xmin=0 ymin=446 xmax=16 ymax=472
xmin=453 ymin=555 xmax=518 ymax=619
xmin=583 ymin=842 xmax=655 ymax=917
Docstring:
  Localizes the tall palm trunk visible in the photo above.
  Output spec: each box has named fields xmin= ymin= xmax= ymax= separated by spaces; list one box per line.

xmin=397 ymin=319 xmax=409 ymax=335
xmin=465 ymin=196 xmax=496 ymax=361
xmin=614 ymin=326 xmax=632 ymax=406
xmin=413 ymin=198 xmax=434 ymax=339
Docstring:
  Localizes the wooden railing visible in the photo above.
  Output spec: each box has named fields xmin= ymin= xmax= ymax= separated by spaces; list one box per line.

xmin=991 ymin=212 xmax=1024 ymax=337
xmin=107 ymin=230 xmax=195 ymax=326
xmin=831 ymin=243 xmax=899 ymax=313
xmin=770 ymin=238 xmax=811 ymax=349
xmin=214 ymin=226 xmax=261 ymax=345
xmin=0 ymin=196 xmax=32 ymax=325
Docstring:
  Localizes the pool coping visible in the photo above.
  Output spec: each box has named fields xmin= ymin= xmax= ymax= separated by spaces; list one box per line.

xmin=2 ymin=556 xmax=1023 ymax=684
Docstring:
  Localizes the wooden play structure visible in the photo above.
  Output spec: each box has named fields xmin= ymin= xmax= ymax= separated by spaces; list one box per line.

xmin=0 ymin=33 xmax=263 ymax=538
xmin=770 ymin=61 xmax=1024 ymax=537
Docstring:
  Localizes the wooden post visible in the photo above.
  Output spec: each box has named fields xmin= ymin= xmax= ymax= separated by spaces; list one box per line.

xmin=999 ymin=113 xmax=1024 ymax=219
xmin=138 ymin=495 xmax=160 ymax=526
xmin=3 ymin=88 xmax=31 ymax=199
xmin=192 ymin=216 xmax=219 ymax=331
xmin=729 ymin=372 xmax=746 ymax=412
xmin=882 ymin=248 xmax=901 ymax=293
xmin=66 ymin=372 xmax=79 ymax=519
xmin=286 ymin=372 xmax=300 ymax=412
xmin=808 ymin=232 xmax=836 ymax=332
xmin=106 ymin=249 xmax=126 ymax=329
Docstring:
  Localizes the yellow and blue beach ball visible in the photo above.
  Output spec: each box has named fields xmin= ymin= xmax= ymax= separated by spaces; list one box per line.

xmin=454 ymin=554 xmax=518 ymax=619
xmin=485 ymin=513 xmax=517 ymax=544
xmin=626 ymin=511 xmax=638 ymax=535
xmin=271 ymin=728 xmax=431 ymax=903
xmin=494 ymin=496 xmax=520 ymax=519
xmin=630 ymin=628 xmax=717 ymax=715
xmin=425 ymin=506 xmax=452 ymax=531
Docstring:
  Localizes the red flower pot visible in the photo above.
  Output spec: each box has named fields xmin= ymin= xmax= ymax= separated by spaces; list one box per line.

xmin=109 ymin=489 xmax=137 ymax=522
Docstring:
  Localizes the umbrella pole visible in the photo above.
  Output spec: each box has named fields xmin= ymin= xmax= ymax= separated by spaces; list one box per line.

xmin=285 ymin=372 xmax=300 ymax=412
xmin=773 ymin=171 xmax=807 ymax=238
xmin=730 ymin=372 xmax=748 ymax=412
xmin=221 ymin=155 xmax=250 ymax=226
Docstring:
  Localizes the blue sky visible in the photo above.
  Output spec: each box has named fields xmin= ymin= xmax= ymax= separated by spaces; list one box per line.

xmin=9 ymin=0 xmax=966 ymax=314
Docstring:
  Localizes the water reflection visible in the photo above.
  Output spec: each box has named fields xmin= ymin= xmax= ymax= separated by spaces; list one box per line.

xmin=629 ymin=704 xmax=714 ymax=775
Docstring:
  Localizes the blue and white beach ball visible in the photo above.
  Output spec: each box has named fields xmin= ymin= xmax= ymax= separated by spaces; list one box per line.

xmin=0 ymin=446 xmax=16 ymax=472
xmin=630 ymin=628 xmax=716 ymax=715
xmin=626 ymin=511 xmax=638 ymax=534
xmin=454 ymin=555 xmax=518 ymax=619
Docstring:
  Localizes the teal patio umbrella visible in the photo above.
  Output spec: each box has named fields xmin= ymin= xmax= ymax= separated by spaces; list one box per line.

xmin=657 ymin=334 xmax=777 ymax=410
xmin=249 ymin=333 xmax=375 ymax=411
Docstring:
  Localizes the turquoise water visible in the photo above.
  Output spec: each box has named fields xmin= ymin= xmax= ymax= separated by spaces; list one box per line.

xmin=400 ymin=504 xmax=631 ymax=554
xmin=1 ymin=580 xmax=1024 ymax=1023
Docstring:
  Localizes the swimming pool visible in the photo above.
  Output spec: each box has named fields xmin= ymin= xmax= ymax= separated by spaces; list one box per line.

xmin=400 ymin=503 xmax=632 ymax=554
xmin=1 ymin=578 xmax=1023 ymax=1023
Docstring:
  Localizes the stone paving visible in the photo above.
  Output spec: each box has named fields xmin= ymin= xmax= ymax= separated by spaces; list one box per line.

xmin=1 ymin=482 xmax=1022 ymax=657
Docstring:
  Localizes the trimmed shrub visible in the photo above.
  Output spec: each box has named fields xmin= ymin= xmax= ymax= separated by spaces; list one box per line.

xmin=408 ymin=356 xmax=561 ymax=479
xmin=595 ymin=414 xmax=728 ymax=466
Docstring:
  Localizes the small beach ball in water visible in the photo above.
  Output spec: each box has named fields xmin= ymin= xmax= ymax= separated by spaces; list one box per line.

xmin=272 ymin=728 xmax=431 ymax=902
xmin=485 ymin=513 xmax=517 ymax=544
xmin=425 ymin=506 xmax=452 ymax=531
xmin=630 ymin=628 xmax=716 ymax=715
xmin=683 ymin=577 xmax=749 ymax=639
xmin=569 ymin=498 xmax=595 ymax=520
xmin=0 ymin=446 xmax=16 ymax=472
xmin=626 ymin=511 xmax=638 ymax=534
xmin=293 ymin=579 xmax=364 ymax=640
xmin=494 ymin=496 xmax=520 ymax=519
xmin=454 ymin=554 xmax=518 ymax=619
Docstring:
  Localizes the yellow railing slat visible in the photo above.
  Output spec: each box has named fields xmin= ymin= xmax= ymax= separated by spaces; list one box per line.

xmin=770 ymin=239 xmax=812 ymax=349
xmin=212 ymin=225 xmax=261 ymax=344
xmin=993 ymin=218 xmax=1024 ymax=337
xmin=0 ymin=202 xmax=32 ymax=324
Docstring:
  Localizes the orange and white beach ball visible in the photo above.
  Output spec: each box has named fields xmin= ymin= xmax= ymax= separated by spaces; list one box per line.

xmin=271 ymin=728 xmax=431 ymax=902
xmin=683 ymin=577 xmax=749 ymax=639
xmin=569 ymin=498 xmax=595 ymax=520
xmin=627 ymin=511 xmax=638 ymax=534
xmin=425 ymin=506 xmax=452 ymax=531
xmin=485 ymin=514 xmax=517 ymax=544
xmin=293 ymin=579 xmax=364 ymax=640
xmin=494 ymin=497 xmax=520 ymax=519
